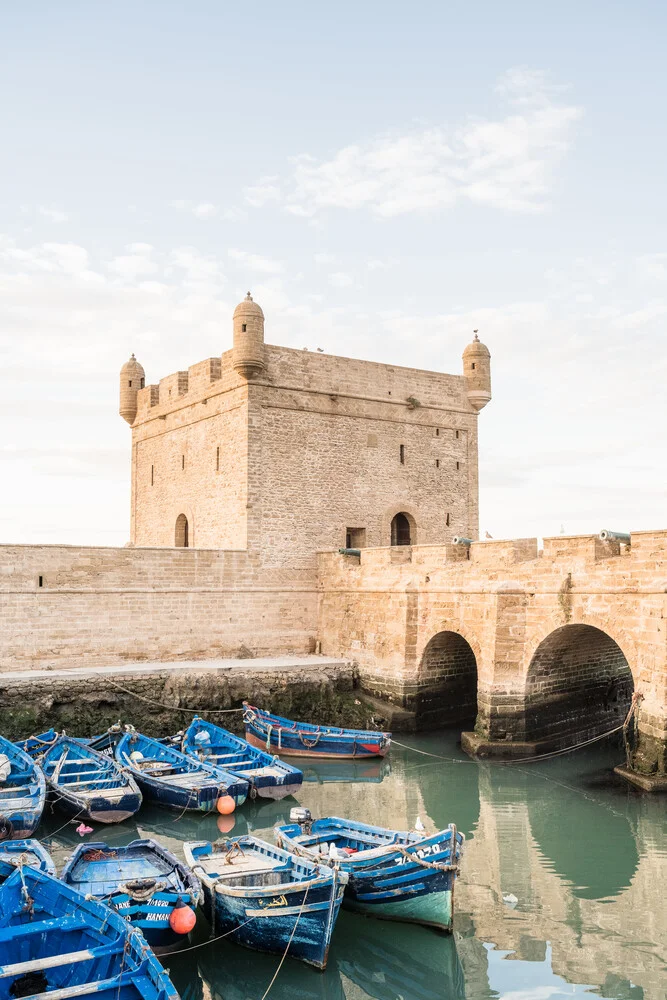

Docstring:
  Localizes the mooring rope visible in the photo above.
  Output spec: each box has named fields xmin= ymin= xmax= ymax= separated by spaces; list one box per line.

xmin=260 ymin=884 xmax=310 ymax=1000
xmin=104 ymin=679 xmax=245 ymax=714
xmin=391 ymin=721 xmax=626 ymax=766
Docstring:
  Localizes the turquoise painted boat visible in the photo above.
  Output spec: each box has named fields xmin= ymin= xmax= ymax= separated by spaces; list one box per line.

xmin=275 ymin=810 xmax=463 ymax=931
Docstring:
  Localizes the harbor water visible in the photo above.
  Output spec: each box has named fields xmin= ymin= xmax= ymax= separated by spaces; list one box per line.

xmin=40 ymin=727 xmax=667 ymax=1000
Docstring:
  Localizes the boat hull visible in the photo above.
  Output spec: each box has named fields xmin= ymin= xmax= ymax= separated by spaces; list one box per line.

xmin=201 ymin=877 xmax=345 ymax=969
xmin=48 ymin=786 xmax=142 ymax=825
xmin=343 ymin=881 xmax=454 ymax=931
xmin=245 ymin=730 xmax=389 ymax=760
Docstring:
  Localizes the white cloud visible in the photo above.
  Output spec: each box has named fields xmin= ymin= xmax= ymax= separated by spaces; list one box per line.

xmin=637 ymin=253 xmax=667 ymax=281
xmin=329 ymin=271 xmax=354 ymax=287
xmin=37 ymin=206 xmax=68 ymax=224
xmin=243 ymin=176 xmax=281 ymax=208
xmin=249 ymin=69 xmax=581 ymax=219
xmin=228 ymin=248 xmax=284 ymax=274
xmin=192 ymin=202 xmax=218 ymax=219
xmin=107 ymin=244 xmax=158 ymax=280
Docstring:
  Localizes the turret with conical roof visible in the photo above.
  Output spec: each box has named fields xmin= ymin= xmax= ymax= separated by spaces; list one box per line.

xmin=233 ymin=292 xmax=266 ymax=380
xmin=119 ymin=353 xmax=145 ymax=425
xmin=462 ymin=331 xmax=491 ymax=411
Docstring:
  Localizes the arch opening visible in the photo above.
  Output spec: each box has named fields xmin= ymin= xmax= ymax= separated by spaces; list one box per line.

xmin=417 ymin=630 xmax=478 ymax=729
xmin=525 ymin=624 xmax=633 ymax=745
xmin=391 ymin=512 xmax=413 ymax=546
xmin=175 ymin=514 xmax=189 ymax=548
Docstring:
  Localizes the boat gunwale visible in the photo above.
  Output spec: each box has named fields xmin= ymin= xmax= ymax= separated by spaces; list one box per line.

xmin=275 ymin=819 xmax=462 ymax=865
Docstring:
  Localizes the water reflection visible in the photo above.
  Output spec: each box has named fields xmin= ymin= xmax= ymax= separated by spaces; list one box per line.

xmin=167 ymin=913 xmax=464 ymax=1000
xmin=36 ymin=731 xmax=667 ymax=1000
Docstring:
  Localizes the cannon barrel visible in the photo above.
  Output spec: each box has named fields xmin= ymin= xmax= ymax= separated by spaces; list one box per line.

xmin=338 ymin=547 xmax=361 ymax=557
xmin=452 ymin=536 xmax=473 ymax=546
xmin=599 ymin=529 xmax=631 ymax=544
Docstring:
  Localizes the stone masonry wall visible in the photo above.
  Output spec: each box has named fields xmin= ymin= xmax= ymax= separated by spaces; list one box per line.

xmin=0 ymin=545 xmax=318 ymax=670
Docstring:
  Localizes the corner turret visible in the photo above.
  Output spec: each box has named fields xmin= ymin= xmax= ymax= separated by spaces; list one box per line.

xmin=233 ymin=291 xmax=266 ymax=380
xmin=119 ymin=354 xmax=145 ymax=425
xmin=462 ymin=331 xmax=491 ymax=411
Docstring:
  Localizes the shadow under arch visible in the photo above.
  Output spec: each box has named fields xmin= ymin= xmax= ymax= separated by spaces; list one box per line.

xmin=525 ymin=624 xmax=634 ymax=746
xmin=416 ymin=630 xmax=478 ymax=730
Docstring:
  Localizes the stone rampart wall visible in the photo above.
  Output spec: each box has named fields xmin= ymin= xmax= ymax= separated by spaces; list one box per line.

xmin=0 ymin=545 xmax=318 ymax=670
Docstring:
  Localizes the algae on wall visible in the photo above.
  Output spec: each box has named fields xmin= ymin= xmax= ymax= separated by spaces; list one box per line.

xmin=0 ymin=665 xmax=390 ymax=741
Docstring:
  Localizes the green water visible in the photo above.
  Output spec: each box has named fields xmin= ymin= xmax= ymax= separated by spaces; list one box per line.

xmin=42 ymin=728 xmax=666 ymax=1000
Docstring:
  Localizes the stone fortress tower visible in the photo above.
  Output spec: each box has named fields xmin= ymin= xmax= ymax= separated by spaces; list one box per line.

xmin=119 ymin=293 xmax=491 ymax=568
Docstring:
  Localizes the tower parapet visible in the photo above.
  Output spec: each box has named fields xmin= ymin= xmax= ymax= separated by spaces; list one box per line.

xmin=233 ymin=292 xmax=266 ymax=380
xmin=462 ymin=332 xmax=491 ymax=411
xmin=119 ymin=354 xmax=145 ymax=425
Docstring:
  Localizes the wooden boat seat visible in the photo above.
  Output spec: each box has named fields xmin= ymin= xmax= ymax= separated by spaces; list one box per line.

xmin=11 ymin=973 xmax=126 ymax=1000
xmin=0 ymin=947 xmax=101 ymax=979
xmin=195 ymin=854 xmax=284 ymax=882
xmin=62 ymin=777 xmax=123 ymax=789
xmin=0 ymin=915 xmax=87 ymax=945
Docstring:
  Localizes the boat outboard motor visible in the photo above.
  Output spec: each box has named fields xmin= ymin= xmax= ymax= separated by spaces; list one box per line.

xmin=290 ymin=807 xmax=312 ymax=833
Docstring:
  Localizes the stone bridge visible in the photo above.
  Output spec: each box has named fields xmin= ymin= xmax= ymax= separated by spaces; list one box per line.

xmin=317 ymin=530 xmax=667 ymax=790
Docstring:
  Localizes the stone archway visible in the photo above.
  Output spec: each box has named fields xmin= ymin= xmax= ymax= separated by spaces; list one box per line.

xmin=524 ymin=624 xmax=633 ymax=745
xmin=175 ymin=513 xmax=189 ymax=548
xmin=391 ymin=511 xmax=415 ymax=546
xmin=417 ymin=630 xmax=478 ymax=729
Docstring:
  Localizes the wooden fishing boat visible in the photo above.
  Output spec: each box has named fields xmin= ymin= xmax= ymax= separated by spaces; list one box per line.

xmin=0 ymin=840 xmax=55 ymax=883
xmin=13 ymin=728 xmax=60 ymax=759
xmin=61 ymin=838 xmax=201 ymax=955
xmin=111 ymin=730 xmax=249 ymax=813
xmin=177 ymin=716 xmax=303 ymax=800
xmin=0 ymin=866 xmax=179 ymax=999
xmin=0 ymin=735 xmax=46 ymax=841
xmin=243 ymin=704 xmax=391 ymax=759
xmin=274 ymin=809 xmax=463 ymax=932
xmin=37 ymin=735 xmax=142 ymax=825
xmin=183 ymin=836 xmax=347 ymax=969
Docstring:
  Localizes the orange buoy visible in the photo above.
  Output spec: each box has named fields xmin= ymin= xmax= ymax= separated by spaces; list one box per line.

xmin=217 ymin=814 xmax=236 ymax=835
xmin=169 ymin=901 xmax=197 ymax=935
xmin=216 ymin=794 xmax=236 ymax=815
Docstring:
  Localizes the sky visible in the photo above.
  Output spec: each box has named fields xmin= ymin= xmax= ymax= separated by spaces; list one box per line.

xmin=1 ymin=1 xmax=666 ymax=546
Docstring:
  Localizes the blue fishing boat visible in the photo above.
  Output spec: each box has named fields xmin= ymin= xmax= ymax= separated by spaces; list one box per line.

xmin=0 ymin=840 xmax=55 ymax=883
xmin=243 ymin=704 xmax=391 ymax=759
xmin=177 ymin=716 xmax=303 ymax=800
xmin=274 ymin=810 xmax=463 ymax=931
xmin=13 ymin=729 xmax=60 ymax=759
xmin=183 ymin=836 xmax=347 ymax=969
xmin=0 ymin=866 xmax=179 ymax=999
xmin=37 ymin=735 xmax=142 ymax=824
xmin=0 ymin=735 xmax=46 ymax=841
xmin=112 ymin=730 xmax=249 ymax=813
xmin=61 ymin=838 xmax=201 ymax=955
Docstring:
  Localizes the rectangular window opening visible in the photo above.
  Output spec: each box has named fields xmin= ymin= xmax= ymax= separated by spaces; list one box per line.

xmin=216 ymin=446 xmax=220 ymax=472
xmin=446 ymin=513 xmax=450 ymax=527
xmin=456 ymin=461 xmax=460 ymax=470
xmin=455 ymin=429 xmax=459 ymax=439
xmin=128 ymin=380 xmax=132 ymax=387
xmin=242 ymin=323 xmax=247 ymax=332
xmin=182 ymin=455 xmax=185 ymax=470
xmin=435 ymin=459 xmax=440 ymax=468
xmin=435 ymin=428 xmax=439 ymax=436
xmin=38 ymin=575 xmax=43 ymax=588
xmin=399 ymin=444 xmax=405 ymax=465
xmin=150 ymin=464 xmax=154 ymax=486
xmin=471 ymin=362 xmax=476 ymax=370
xmin=345 ymin=528 xmax=366 ymax=549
